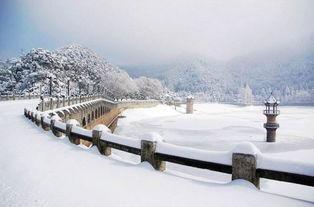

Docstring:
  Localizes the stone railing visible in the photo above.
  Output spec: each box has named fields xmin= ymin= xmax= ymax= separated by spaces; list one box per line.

xmin=37 ymin=94 xmax=104 ymax=111
xmin=37 ymin=95 xmax=160 ymax=112
xmin=117 ymin=99 xmax=160 ymax=109
xmin=23 ymin=102 xmax=314 ymax=189
xmin=0 ymin=94 xmax=41 ymax=101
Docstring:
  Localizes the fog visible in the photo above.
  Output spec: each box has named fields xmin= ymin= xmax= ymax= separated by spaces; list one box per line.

xmin=1 ymin=0 xmax=314 ymax=64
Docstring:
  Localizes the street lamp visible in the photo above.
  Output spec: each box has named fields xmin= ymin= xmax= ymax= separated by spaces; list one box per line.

xmin=67 ymin=79 xmax=70 ymax=97
xmin=78 ymin=81 xmax=82 ymax=96
xmin=48 ymin=76 xmax=52 ymax=97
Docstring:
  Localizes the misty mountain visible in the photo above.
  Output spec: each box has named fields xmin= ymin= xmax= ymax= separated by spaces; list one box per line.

xmin=123 ymin=46 xmax=314 ymax=105
xmin=0 ymin=44 xmax=167 ymax=100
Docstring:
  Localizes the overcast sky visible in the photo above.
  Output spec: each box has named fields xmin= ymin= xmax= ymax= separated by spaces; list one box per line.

xmin=0 ymin=0 xmax=313 ymax=64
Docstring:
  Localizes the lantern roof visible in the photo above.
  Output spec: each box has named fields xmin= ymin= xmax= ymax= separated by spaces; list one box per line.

xmin=264 ymin=93 xmax=279 ymax=105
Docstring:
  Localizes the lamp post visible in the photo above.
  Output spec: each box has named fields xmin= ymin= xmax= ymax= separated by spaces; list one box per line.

xmin=48 ymin=76 xmax=52 ymax=97
xmin=78 ymin=81 xmax=82 ymax=96
xmin=39 ymin=83 xmax=42 ymax=97
xmin=78 ymin=81 xmax=83 ymax=103
xmin=67 ymin=79 xmax=70 ymax=97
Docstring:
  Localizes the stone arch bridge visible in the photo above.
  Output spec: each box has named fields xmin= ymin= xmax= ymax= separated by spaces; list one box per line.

xmin=38 ymin=95 xmax=160 ymax=132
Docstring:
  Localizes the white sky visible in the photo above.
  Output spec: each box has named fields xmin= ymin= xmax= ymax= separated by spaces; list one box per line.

xmin=19 ymin=0 xmax=314 ymax=64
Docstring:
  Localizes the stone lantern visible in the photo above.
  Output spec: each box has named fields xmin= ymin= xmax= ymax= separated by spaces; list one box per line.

xmin=263 ymin=93 xmax=280 ymax=142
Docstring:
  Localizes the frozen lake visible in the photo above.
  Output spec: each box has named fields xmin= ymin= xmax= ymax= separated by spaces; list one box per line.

xmin=115 ymin=103 xmax=314 ymax=201
xmin=115 ymin=103 xmax=314 ymax=164
xmin=116 ymin=104 xmax=314 ymax=157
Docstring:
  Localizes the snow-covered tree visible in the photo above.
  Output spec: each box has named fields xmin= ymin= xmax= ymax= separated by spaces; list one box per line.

xmin=135 ymin=77 xmax=164 ymax=99
xmin=0 ymin=44 xmax=167 ymax=100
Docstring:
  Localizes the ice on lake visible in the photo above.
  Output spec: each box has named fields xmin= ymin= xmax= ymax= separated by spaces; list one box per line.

xmin=115 ymin=103 xmax=314 ymax=164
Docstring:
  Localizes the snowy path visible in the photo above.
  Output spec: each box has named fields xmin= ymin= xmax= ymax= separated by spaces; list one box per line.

xmin=0 ymin=100 xmax=313 ymax=206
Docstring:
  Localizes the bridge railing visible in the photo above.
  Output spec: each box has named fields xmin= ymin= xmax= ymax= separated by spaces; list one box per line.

xmin=23 ymin=105 xmax=314 ymax=190
xmin=37 ymin=94 xmax=104 ymax=111
xmin=0 ymin=94 xmax=41 ymax=101
xmin=117 ymin=99 xmax=161 ymax=109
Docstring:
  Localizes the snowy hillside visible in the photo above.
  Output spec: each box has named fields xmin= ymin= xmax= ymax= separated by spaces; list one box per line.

xmin=124 ymin=45 xmax=314 ymax=105
xmin=0 ymin=44 xmax=167 ymax=100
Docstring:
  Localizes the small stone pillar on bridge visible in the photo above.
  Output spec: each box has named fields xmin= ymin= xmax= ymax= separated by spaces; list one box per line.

xmin=92 ymin=125 xmax=112 ymax=156
xmin=263 ymin=93 xmax=280 ymax=142
xmin=232 ymin=142 xmax=260 ymax=188
xmin=51 ymin=119 xmax=63 ymax=137
xmin=66 ymin=119 xmax=81 ymax=145
xmin=186 ymin=96 xmax=194 ymax=114
xmin=141 ymin=134 xmax=166 ymax=171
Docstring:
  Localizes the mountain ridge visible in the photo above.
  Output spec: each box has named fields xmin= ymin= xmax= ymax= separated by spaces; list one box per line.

xmin=123 ymin=46 xmax=314 ymax=104
xmin=0 ymin=44 xmax=167 ymax=100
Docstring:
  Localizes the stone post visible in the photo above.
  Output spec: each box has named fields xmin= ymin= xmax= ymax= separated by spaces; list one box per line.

xmin=92 ymin=130 xmax=111 ymax=156
xmin=31 ymin=112 xmax=35 ymax=122
xmin=232 ymin=153 xmax=259 ymax=188
xmin=41 ymin=116 xmax=50 ymax=131
xmin=186 ymin=96 xmax=194 ymax=114
xmin=35 ymin=114 xmax=41 ymax=126
xmin=66 ymin=123 xmax=72 ymax=136
xmin=27 ymin=111 xmax=32 ymax=120
xmin=66 ymin=123 xmax=80 ymax=145
xmin=41 ymin=98 xmax=45 ymax=111
xmin=141 ymin=140 xmax=166 ymax=171
xmin=56 ymin=96 xmax=60 ymax=108
xmin=24 ymin=108 xmax=28 ymax=117
xmin=51 ymin=119 xmax=63 ymax=137
xmin=50 ymin=97 xmax=53 ymax=110
xmin=66 ymin=123 xmax=73 ymax=143
xmin=63 ymin=96 xmax=66 ymax=107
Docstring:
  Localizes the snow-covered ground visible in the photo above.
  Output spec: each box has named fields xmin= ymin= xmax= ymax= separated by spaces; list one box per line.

xmin=116 ymin=104 xmax=314 ymax=158
xmin=115 ymin=103 xmax=314 ymax=202
xmin=0 ymin=100 xmax=313 ymax=206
